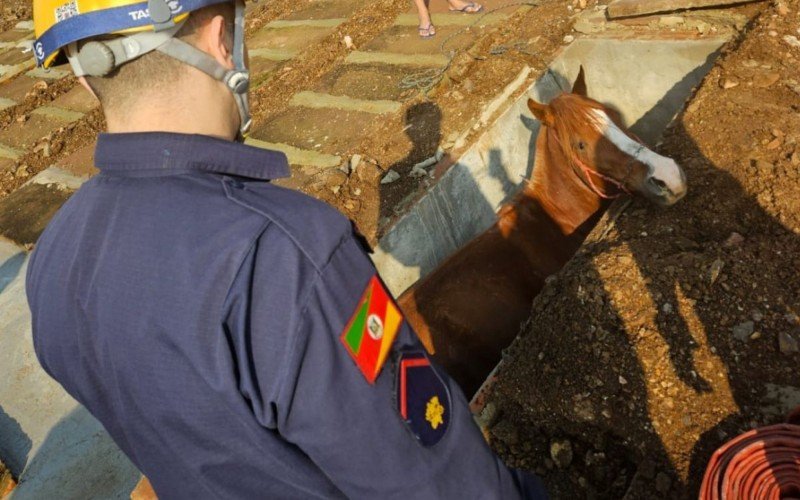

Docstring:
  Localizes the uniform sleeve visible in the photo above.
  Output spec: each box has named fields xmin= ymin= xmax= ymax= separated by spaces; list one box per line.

xmin=255 ymin=230 xmax=546 ymax=499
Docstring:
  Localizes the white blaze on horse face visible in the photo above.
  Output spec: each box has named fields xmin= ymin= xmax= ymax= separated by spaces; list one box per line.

xmin=589 ymin=109 xmax=687 ymax=202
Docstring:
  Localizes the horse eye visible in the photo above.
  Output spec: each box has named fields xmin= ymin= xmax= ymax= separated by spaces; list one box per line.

xmin=577 ymin=141 xmax=586 ymax=151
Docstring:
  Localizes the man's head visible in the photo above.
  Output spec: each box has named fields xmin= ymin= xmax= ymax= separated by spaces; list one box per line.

xmin=83 ymin=3 xmax=234 ymax=113
xmin=33 ymin=0 xmax=251 ymax=139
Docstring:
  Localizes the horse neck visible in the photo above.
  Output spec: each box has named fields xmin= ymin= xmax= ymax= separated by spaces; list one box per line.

xmin=521 ymin=128 xmax=607 ymax=236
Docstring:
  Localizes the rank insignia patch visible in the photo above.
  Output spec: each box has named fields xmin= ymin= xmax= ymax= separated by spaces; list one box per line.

xmin=341 ymin=275 xmax=403 ymax=383
xmin=396 ymin=351 xmax=451 ymax=447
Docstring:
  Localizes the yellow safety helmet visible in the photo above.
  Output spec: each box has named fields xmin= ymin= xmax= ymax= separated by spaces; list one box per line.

xmin=33 ymin=0 xmax=252 ymax=135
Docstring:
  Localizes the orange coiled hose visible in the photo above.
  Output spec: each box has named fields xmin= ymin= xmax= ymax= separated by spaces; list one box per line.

xmin=699 ymin=418 xmax=800 ymax=500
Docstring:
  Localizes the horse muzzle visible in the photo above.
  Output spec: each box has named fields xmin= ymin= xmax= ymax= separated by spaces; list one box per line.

xmin=642 ymin=159 xmax=687 ymax=206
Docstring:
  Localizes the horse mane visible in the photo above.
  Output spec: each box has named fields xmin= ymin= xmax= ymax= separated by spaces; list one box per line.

xmin=528 ymin=93 xmax=606 ymax=192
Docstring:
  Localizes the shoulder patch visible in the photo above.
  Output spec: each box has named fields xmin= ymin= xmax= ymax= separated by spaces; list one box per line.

xmin=340 ymin=275 xmax=402 ymax=384
xmin=396 ymin=351 xmax=451 ymax=447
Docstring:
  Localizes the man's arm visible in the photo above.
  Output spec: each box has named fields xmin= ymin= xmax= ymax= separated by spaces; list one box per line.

xmin=235 ymin=227 xmax=546 ymax=499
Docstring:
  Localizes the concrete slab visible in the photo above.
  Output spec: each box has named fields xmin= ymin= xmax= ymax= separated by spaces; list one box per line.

xmin=0 ymin=96 xmax=16 ymax=111
xmin=345 ymin=50 xmax=449 ymax=67
xmin=0 ymin=48 xmax=32 ymax=67
xmin=0 ymin=61 xmax=36 ymax=85
xmin=0 ymin=30 xmax=31 ymax=44
xmin=290 ymin=90 xmax=402 ymax=114
xmin=371 ymin=37 xmax=727 ymax=296
xmin=608 ymin=0 xmax=764 ymax=18
xmin=0 ymin=240 xmax=139 ymax=498
xmin=54 ymin=143 xmax=98 ymax=179
xmin=283 ymin=0 xmax=371 ymax=20
xmin=0 ymin=181 xmax=73 ymax=246
xmin=245 ymin=137 xmax=342 ymax=168
xmin=25 ymin=65 xmax=71 ymax=80
xmin=362 ymin=25 xmax=474 ymax=55
xmin=49 ymin=86 xmax=98 ymax=114
xmin=408 ymin=0 xmax=522 ymax=14
xmin=30 ymin=106 xmax=84 ymax=122
xmin=394 ymin=11 xmax=508 ymax=26
xmin=249 ymin=106 xmax=377 ymax=156
xmin=248 ymin=25 xmax=335 ymax=54
xmin=267 ymin=18 xmax=346 ymax=29
xmin=0 ymin=114 xmax=69 ymax=150
xmin=0 ymin=76 xmax=37 ymax=102
xmin=0 ymin=143 xmax=24 ymax=160
xmin=314 ymin=63 xmax=418 ymax=101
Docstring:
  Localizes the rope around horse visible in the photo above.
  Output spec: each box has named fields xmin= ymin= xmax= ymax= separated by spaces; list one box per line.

xmin=398 ymin=1 xmax=541 ymax=93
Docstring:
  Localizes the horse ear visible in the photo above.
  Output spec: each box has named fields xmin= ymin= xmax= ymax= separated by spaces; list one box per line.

xmin=527 ymin=98 xmax=554 ymax=127
xmin=572 ymin=66 xmax=588 ymax=96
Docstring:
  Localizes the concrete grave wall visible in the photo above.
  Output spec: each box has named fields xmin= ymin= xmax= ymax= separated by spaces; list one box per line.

xmin=372 ymin=37 xmax=727 ymax=296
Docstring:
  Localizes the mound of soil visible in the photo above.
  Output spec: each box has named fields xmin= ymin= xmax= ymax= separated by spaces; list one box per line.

xmin=483 ymin=0 xmax=800 ymax=497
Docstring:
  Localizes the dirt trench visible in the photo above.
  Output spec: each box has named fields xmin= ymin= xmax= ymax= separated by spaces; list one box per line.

xmin=480 ymin=0 xmax=800 ymax=497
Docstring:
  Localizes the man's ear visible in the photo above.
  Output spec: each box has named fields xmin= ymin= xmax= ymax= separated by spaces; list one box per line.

xmin=78 ymin=76 xmax=99 ymax=101
xmin=196 ymin=14 xmax=235 ymax=70
xmin=527 ymin=98 xmax=554 ymax=127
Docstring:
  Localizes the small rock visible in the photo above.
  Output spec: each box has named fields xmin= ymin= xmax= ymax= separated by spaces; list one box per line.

xmin=751 ymin=309 xmax=764 ymax=322
xmin=450 ymin=90 xmax=464 ymax=101
xmin=753 ymin=72 xmax=781 ymax=88
xmin=462 ymin=79 xmax=475 ymax=93
xmin=14 ymin=165 xmax=28 ymax=178
xmin=750 ymin=331 xmax=762 ymax=340
xmin=380 ymin=170 xmax=400 ymax=184
xmin=662 ymin=303 xmax=673 ymax=314
xmin=709 ymin=259 xmax=725 ymax=284
xmin=342 ymin=35 xmax=355 ymax=50
xmin=563 ymin=35 xmax=575 ymax=44
xmin=776 ymin=1 xmax=789 ymax=15
xmin=779 ymin=331 xmax=800 ymax=354
xmin=655 ymin=472 xmax=672 ymax=493
xmin=349 ymin=154 xmax=362 ymax=172
xmin=720 ymin=77 xmax=740 ymax=89
xmin=32 ymin=80 xmax=48 ymax=91
xmin=550 ymin=439 xmax=573 ymax=469
xmin=352 ymin=187 xmax=361 ymax=196
xmin=785 ymin=313 xmax=800 ymax=326
xmin=766 ymin=137 xmax=783 ymax=150
xmin=732 ymin=321 xmax=755 ymax=342
xmin=784 ymin=35 xmax=800 ymax=48
xmin=618 ymin=375 xmax=628 ymax=385
xmin=723 ymin=232 xmax=745 ymax=247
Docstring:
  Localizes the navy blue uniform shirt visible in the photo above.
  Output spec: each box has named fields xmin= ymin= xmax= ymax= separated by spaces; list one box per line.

xmin=26 ymin=132 xmax=546 ymax=499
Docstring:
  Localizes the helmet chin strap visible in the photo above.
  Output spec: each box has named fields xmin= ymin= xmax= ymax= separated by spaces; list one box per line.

xmin=66 ymin=0 xmax=252 ymax=140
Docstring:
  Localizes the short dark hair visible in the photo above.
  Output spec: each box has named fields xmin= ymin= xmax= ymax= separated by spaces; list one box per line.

xmin=84 ymin=2 xmax=234 ymax=112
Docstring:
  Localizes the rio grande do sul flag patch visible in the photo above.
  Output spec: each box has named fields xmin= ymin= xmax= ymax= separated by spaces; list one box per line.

xmin=340 ymin=275 xmax=402 ymax=383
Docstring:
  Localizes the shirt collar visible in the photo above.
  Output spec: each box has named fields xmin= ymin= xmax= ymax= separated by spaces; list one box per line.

xmin=94 ymin=132 xmax=290 ymax=180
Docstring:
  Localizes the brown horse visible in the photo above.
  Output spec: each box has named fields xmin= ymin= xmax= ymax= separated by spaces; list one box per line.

xmin=398 ymin=68 xmax=688 ymax=396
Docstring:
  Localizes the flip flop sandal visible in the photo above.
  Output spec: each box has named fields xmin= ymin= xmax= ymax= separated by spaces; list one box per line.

xmin=449 ymin=2 xmax=483 ymax=13
xmin=418 ymin=24 xmax=436 ymax=38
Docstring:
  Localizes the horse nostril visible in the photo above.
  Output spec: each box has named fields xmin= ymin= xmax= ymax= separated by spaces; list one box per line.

xmin=648 ymin=177 xmax=668 ymax=192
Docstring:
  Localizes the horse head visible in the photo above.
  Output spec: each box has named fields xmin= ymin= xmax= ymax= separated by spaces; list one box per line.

xmin=527 ymin=67 xmax=687 ymax=206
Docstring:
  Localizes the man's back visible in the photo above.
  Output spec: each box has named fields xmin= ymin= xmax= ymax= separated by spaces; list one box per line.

xmin=27 ymin=132 xmax=545 ymax=499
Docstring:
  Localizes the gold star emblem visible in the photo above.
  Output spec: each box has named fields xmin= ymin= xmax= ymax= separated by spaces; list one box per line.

xmin=425 ymin=396 xmax=445 ymax=430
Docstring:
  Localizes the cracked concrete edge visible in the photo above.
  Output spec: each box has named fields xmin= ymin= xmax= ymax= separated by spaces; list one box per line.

xmin=290 ymin=91 xmax=402 ymax=115
xmin=31 ymin=106 xmax=84 ymax=122
xmin=0 ymin=61 xmax=36 ymax=84
xmin=249 ymin=47 xmax=297 ymax=61
xmin=345 ymin=50 xmax=449 ymax=67
xmin=266 ymin=18 xmax=346 ymax=29
xmin=244 ymin=137 xmax=342 ymax=168
xmin=25 ymin=166 xmax=86 ymax=191
xmin=0 ymin=143 xmax=24 ymax=160
xmin=26 ymin=66 xmax=72 ymax=80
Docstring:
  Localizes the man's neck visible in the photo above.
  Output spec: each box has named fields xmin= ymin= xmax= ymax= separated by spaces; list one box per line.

xmin=104 ymin=81 xmax=238 ymax=140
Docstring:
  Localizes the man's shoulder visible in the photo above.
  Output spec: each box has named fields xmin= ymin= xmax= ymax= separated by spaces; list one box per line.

xmin=224 ymin=179 xmax=353 ymax=270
